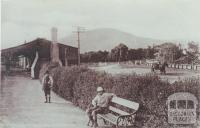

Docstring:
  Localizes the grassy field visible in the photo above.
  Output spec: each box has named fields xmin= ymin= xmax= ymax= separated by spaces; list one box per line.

xmin=90 ymin=63 xmax=200 ymax=83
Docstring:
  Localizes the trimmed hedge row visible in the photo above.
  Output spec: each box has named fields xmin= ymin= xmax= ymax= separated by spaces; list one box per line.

xmin=39 ymin=64 xmax=200 ymax=128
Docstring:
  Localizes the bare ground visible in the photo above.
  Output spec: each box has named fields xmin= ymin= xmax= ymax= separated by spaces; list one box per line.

xmin=0 ymin=75 xmax=89 ymax=128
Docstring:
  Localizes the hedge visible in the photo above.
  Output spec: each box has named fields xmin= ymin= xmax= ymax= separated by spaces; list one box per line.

xmin=39 ymin=64 xmax=200 ymax=128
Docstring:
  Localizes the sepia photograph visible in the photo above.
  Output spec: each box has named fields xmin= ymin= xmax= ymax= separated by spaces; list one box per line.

xmin=1 ymin=0 xmax=200 ymax=128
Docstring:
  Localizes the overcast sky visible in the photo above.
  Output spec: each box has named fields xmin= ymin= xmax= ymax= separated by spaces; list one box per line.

xmin=1 ymin=0 xmax=200 ymax=49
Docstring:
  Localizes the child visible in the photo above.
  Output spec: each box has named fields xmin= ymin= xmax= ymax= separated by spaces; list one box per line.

xmin=42 ymin=71 xmax=53 ymax=103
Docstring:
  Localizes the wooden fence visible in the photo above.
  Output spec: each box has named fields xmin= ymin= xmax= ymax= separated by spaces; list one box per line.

xmin=168 ymin=64 xmax=200 ymax=71
xmin=147 ymin=62 xmax=200 ymax=71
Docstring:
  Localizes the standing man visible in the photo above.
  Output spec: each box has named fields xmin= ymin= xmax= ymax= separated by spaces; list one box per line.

xmin=42 ymin=71 xmax=53 ymax=103
xmin=91 ymin=86 xmax=116 ymax=128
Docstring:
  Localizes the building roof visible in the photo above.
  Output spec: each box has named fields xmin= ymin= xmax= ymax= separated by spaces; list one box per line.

xmin=1 ymin=38 xmax=77 ymax=57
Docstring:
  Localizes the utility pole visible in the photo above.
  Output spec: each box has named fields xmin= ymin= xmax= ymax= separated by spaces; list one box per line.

xmin=73 ymin=26 xmax=85 ymax=66
xmin=77 ymin=29 xmax=80 ymax=66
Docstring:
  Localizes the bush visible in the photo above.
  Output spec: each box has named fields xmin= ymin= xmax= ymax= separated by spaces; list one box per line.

xmin=39 ymin=65 xmax=200 ymax=128
xmin=73 ymin=70 xmax=113 ymax=109
xmin=53 ymin=66 xmax=89 ymax=100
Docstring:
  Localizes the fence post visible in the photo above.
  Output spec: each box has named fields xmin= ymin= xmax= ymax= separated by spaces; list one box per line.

xmin=189 ymin=65 xmax=192 ymax=70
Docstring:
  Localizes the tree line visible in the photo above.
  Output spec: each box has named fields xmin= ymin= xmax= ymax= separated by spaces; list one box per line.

xmin=80 ymin=43 xmax=156 ymax=63
xmin=81 ymin=41 xmax=199 ymax=63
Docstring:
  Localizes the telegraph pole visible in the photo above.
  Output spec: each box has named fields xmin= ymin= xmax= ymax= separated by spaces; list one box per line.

xmin=77 ymin=29 xmax=80 ymax=66
xmin=73 ymin=26 xmax=85 ymax=66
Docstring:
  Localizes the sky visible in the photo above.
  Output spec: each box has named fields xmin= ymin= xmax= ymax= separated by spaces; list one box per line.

xmin=1 ymin=0 xmax=200 ymax=49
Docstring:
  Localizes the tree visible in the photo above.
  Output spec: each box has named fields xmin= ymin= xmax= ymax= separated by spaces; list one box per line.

xmin=80 ymin=50 xmax=109 ymax=63
xmin=187 ymin=41 xmax=199 ymax=54
xmin=145 ymin=46 xmax=156 ymax=59
xmin=183 ymin=41 xmax=200 ymax=64
xmin=110 ymin=43 xmax=128 ymax=62
xmin=128 ymin=48 xmax=146 ymax=60
xmin=154 ymin=42 xmax=183 ymax=63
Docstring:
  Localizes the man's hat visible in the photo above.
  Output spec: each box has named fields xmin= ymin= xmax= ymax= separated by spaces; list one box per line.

xmin=97 ymin=86 xmax=104 ymax=92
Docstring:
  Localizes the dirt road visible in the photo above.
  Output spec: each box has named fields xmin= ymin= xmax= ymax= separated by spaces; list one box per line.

xmin=0 ymin=75 xmax=89 ymax=128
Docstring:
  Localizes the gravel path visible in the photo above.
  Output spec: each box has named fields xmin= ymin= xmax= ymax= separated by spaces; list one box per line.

xmin=0 ymin=76 xmax=89 ymax=128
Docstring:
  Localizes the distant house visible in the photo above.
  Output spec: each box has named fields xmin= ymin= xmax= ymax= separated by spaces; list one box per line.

xmin=193 ymin=53 xmax=200 ymax=64
xmin=175 ymin=49 xmax=200 ymax=64
xmin=1 ymin=38 xmax=78 ymax=78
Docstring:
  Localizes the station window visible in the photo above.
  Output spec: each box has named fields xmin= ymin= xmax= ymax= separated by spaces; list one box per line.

xmin=177 ymin=100 xmax=186 ymax=109
xmin=187 ymin=100 xmax=194 ymax=109
xmin=170 ymin=100 xmax=176 ymax=109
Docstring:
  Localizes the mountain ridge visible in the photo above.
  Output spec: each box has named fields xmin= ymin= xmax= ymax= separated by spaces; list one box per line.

xmin=59 ymin=28 xmax=183 ymax=53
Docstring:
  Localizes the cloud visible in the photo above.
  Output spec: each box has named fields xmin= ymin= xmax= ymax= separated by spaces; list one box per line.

xmin=1 ymin=0 xmax=200 ymax=49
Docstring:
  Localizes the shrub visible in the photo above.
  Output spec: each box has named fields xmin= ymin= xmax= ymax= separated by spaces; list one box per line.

xmin=39 ymin=65 xmax=200 ymax=127
xmin=73 ymin=70 xmax=113 ymax=109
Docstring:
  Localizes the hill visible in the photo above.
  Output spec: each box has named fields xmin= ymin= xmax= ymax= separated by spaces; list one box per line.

xmin=59 ymin=28 xmax=166 ymax=53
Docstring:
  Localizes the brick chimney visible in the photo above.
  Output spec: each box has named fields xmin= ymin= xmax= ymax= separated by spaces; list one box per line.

xmin=50 ymin=27 xmax=62 ymax=66
xmin=51 ymin=27 xmax=57 ymax=43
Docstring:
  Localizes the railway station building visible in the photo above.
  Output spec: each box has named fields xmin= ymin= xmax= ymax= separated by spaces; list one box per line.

xmin=1 ymin=28 xmax=78 ymax=78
